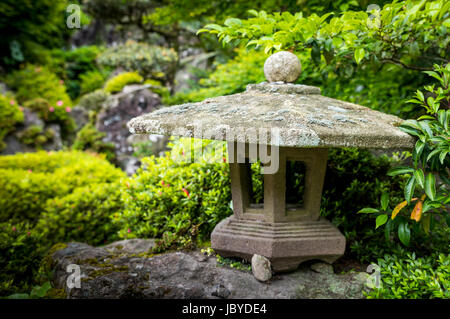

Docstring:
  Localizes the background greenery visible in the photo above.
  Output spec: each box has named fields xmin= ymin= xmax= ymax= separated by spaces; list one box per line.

xmin=0 ymin=0 xmax=448 ymax=299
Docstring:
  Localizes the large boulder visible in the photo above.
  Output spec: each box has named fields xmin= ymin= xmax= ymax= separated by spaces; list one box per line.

xmin=48 ymin=240 xmax=370 ymax=299
xmin=95 ymin=85 xmax=165 ymax=173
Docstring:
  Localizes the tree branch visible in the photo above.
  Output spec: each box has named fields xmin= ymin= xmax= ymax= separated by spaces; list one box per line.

xmin=380 ymin=58 xmax=433 ymax=71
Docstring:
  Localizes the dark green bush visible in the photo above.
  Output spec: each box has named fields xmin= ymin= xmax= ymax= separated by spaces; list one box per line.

xmin=43 ymin=46 xmax=106 ymax=100
xmin=0 ymin=151 xmax=125 ymax=223
xmin=0 ymin=222 xmax=44 ymax=296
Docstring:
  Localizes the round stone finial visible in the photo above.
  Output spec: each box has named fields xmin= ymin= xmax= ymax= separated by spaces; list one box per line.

xmin=263 ymin=51 xmax=301 ymax=83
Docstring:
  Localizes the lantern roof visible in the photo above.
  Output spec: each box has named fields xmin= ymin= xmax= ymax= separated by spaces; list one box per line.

xmin=127 ymin=81 xmax=415 ymax=149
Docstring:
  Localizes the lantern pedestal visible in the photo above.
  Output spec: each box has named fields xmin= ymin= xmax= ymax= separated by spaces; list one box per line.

xmin=211 ymin=145 xmax=346 ymax=272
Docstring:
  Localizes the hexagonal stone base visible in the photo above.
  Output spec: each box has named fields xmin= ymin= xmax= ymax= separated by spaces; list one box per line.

xmin=211 ymin=216 xmax=346 ymax=272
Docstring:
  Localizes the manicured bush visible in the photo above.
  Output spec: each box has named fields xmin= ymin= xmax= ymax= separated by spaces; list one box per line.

xmin=0 ymin=151 xmax=125 ymax=223
xmin=104 ymin=71 xmax=143 ymax=94
xmin=97 ymin=41 xmax=177 ymax=80
xmin=4 ymin=65 xmax=71 ymax=106
xmin=35 ymin=183 xmax=123 ymax=246
xmin=0 ymin=94 xmax=24 ymax=150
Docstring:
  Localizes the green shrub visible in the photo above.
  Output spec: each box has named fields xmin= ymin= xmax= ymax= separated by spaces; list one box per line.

xmin=0 ymin=151 xmax=125 ymax=223
xmin=43 ymin=46 xmax=106 ymax=99
xmin=79 ymin=70 xmax=107 ymax=95
xmin=357 ymin=64 xmax=449 ymax=247
xmin=112 ymin=139 xmax=232 ymax=250
xmin=77 ymin=89 xmax=109 ymax=111
xmin=4 ymin=64 xmax=71 ymax=106
xmin=366 ymin=252 xmax=450 ymax=299
xmin=104 ymin=72 xmax=143 ymax=94
xmin=17 ymin=125 xmax=54 ymax=148
xmin=0 ymin=95 xmax=24 ymax=150
xmin=23 ymin=98 xmax=76 ymax=135
xmin=72 ymin=123 xmax=116 ymax=163
xmin=97 ymin=41 xmax=177 ymax=80
xmin=0 ymin=222 xmax=44 ymax=296
xmin=35 ymin=183 xmax=123 ymax=246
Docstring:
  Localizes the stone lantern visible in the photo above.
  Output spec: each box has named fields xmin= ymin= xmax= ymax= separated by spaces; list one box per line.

xmin=128 ymin=51 xmax=415 ymax=272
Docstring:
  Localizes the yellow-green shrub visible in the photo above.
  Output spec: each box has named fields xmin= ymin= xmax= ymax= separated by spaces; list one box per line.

xmin=104 ymin=72 xmax=143 ymax=94
xmin=113 ymin=139 xmax=232 ymax=251
xmin=0 ymin=151 xmax=125 ymax=223
xmin=35 ymin=183 xmax=123 ymax=246
xmin=4 ymin=65 xmax=71 ymax=106
xmin=0 ymin=95 xmax=24 ymax=150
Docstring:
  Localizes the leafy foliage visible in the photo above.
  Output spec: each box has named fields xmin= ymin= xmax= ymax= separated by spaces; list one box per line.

xmin=0 ymin=151 xmax=125 ymax=223
xmin=35 ymin=183 xmax=123 ymax=246
xmin=113 ymin=139 xmax=232 ymax=250
xmin=199 ymin=1 xmax=449 ymax=72
xmin=0 ymin=0 xmax=70 ymax=67
xmin=366 ymin=252 xmax=449 ymax=299
xmin=104 ymin=71 xmax=143 ymax=94
xmin=358 ymin=64 xmax=449 ymax=247
xmin=97 ymin=41 xmax=177 ymax=81
xmin=76 ymin=89 xmax=109 ymax=112
xmin=23 ymin=98 xmax=76 ymax=135
xmin=4 ymin=65 xmax=72 ymax=107
xmin=0 ymin=222 xmax=44 ymax=296
xmin=72 ymin=123 xmax=117 ymax=163
xmin=0 ymin=95 xmax=24 ymax=151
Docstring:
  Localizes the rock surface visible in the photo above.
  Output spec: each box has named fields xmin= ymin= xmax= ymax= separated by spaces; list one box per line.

xmin=49 ymin=241 xmax=369 ymax=299
xmin=251 ymin=254 xmax=272 ymax=282
xmin=264 ymin=51 xmax=302 ymax=83
xmin=127 ymin=83 xmax=415 ymax=149
xmin=96 ymin=85 xmax=165 ymax=173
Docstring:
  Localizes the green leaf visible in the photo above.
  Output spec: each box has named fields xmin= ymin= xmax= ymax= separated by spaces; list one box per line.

xmin=354 ymin=48 xmax=365 ymax=64
xmin=376 ymin=214 xmax=388 ymax=229
xmin=414 ymin=169 xmax=425 ymax=188
xmin=380 ymin=193 xmax=389 ymax=211
xmin=387 ymin=166 xmax=414 ymax=176
xmin=398 ymin=222 xmax=410 ymax=246
xmin=385 ymin=219 xmax=393 ymax=241
xmin=424 ymin=173 xmax=436 ymax=201
xmin=358 ymin=207 xmax=379 ymax=214
xmin=439 ymin=151 xmax=448 ymax=164
xmin=404 ymin=175 xmax=416 ymax=203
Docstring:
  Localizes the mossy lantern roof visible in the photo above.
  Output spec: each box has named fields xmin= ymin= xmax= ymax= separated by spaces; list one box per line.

xmin=128 ymin=53 xmax=415 ymax=149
